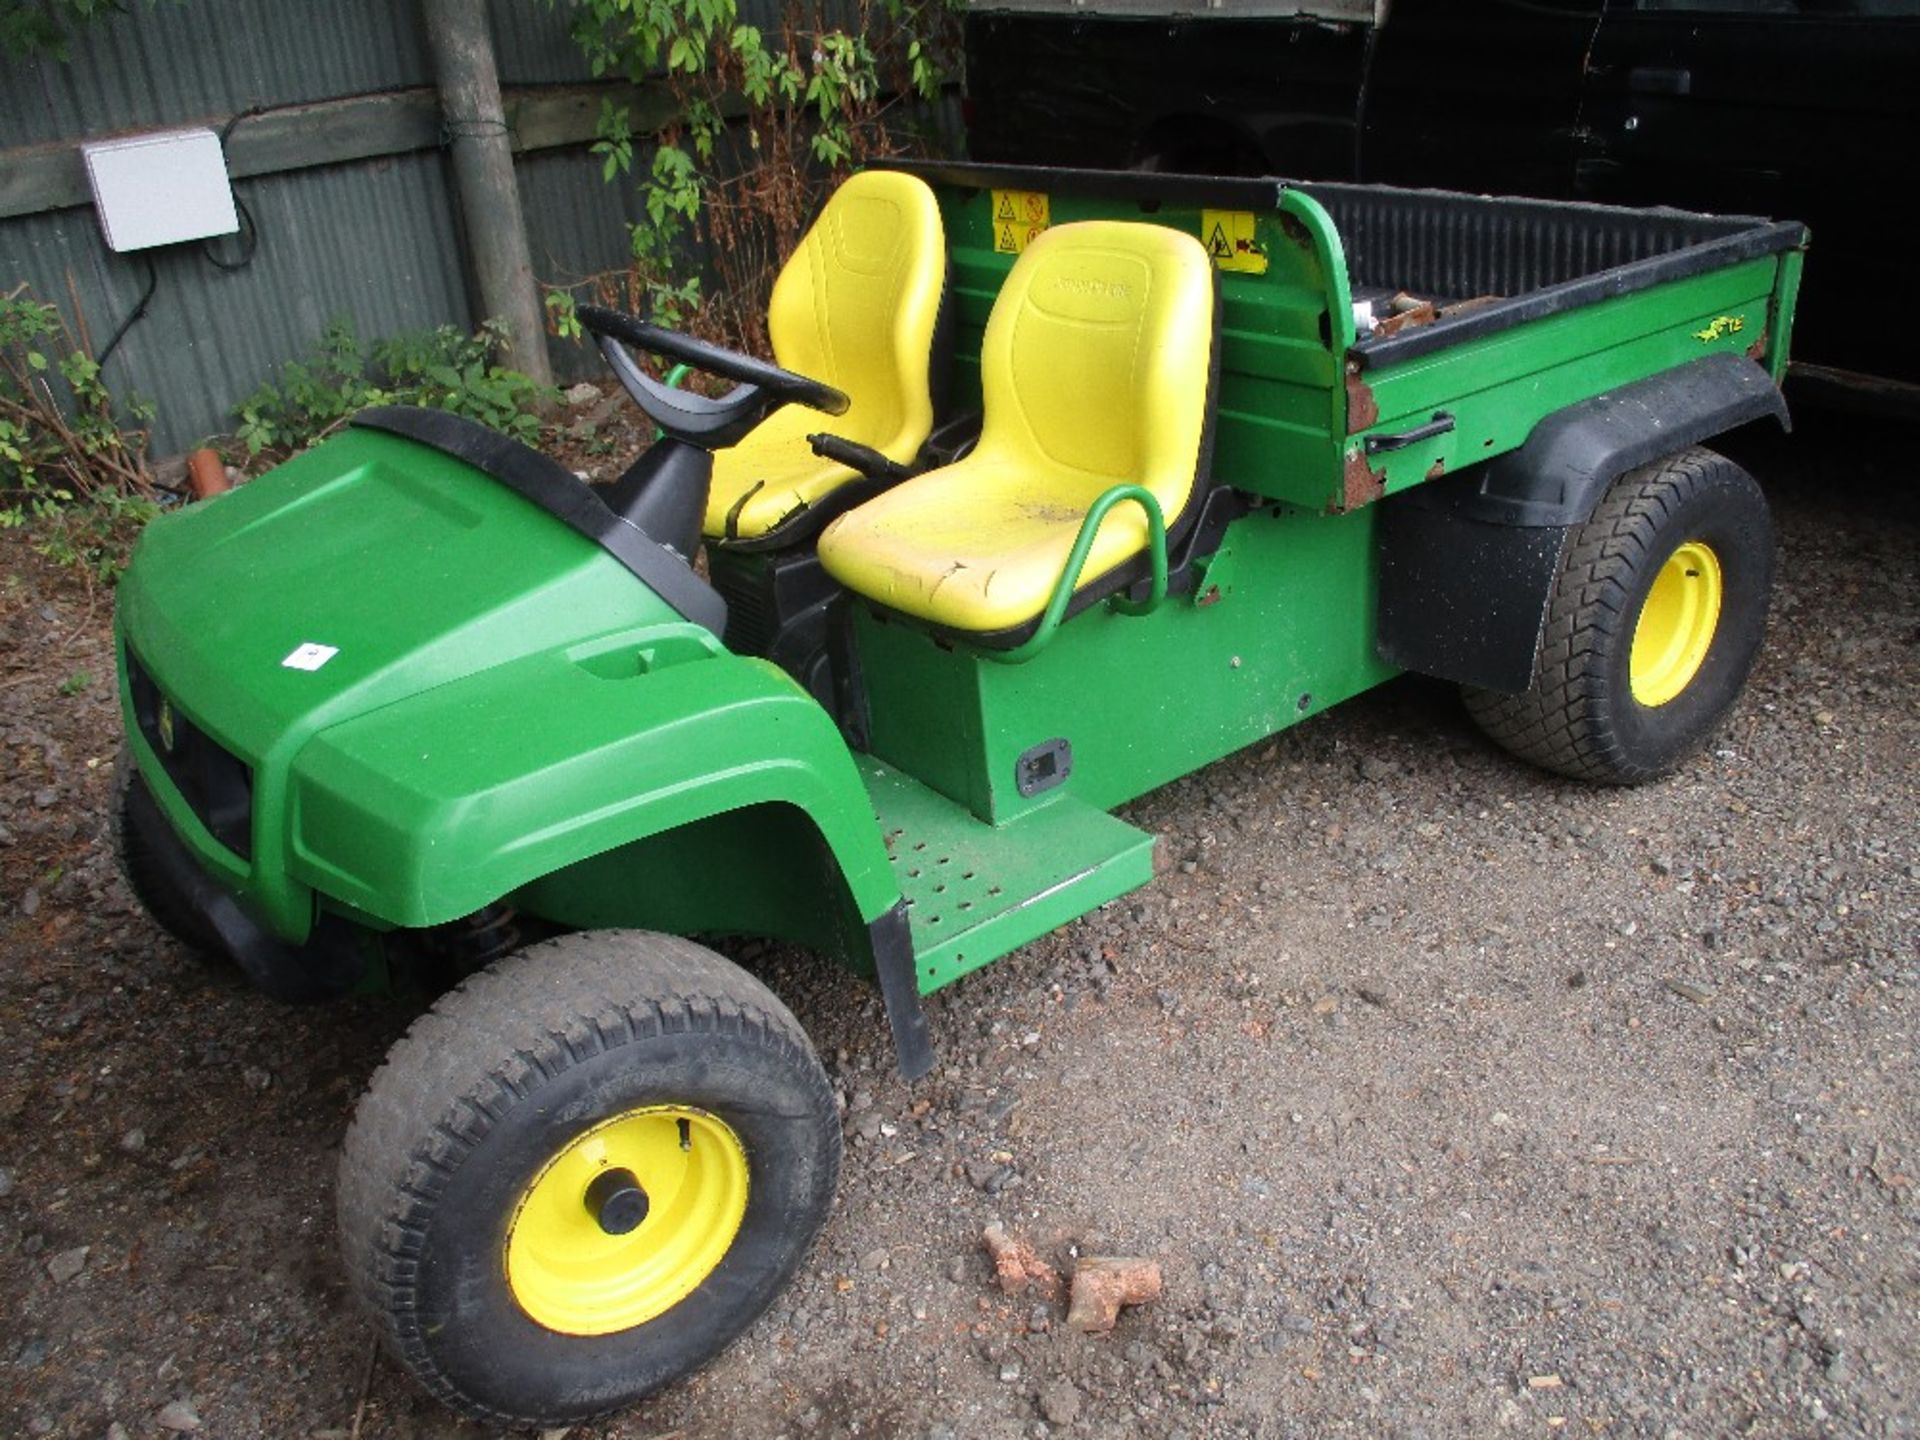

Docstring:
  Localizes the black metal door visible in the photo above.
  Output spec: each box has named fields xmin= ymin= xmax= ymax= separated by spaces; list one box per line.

xmin=1580 ymin=0 xmax=1920 ymax=384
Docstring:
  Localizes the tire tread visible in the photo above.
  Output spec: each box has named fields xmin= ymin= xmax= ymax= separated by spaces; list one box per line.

xmin=336 ymin=930 xmax=834 ymax=1427
xmin=1464 ymin=447 xmax=1760 ymax=785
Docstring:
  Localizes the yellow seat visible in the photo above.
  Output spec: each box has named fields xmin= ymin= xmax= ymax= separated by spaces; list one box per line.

xmin=705 ymin=170 xmax=947 ymax=543
xmin=818 ymin=221 xmax=1217 ymax=637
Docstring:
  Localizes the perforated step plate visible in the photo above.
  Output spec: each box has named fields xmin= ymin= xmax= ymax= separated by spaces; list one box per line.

xmin=859 ymin=756 xmax=1155 ymax=994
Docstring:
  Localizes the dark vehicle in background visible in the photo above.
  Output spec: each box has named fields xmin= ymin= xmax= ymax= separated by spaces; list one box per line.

xmin=964 ymin=0 xmax=1920 ymax=403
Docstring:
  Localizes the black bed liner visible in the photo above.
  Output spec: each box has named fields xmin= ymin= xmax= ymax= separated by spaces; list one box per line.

xmin=886 ymin=160 xmax=1807 ymax=372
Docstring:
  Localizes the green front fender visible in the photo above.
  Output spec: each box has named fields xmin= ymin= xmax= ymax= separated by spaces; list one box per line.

xmin=288 ymin=637 xmax=899 ymax=931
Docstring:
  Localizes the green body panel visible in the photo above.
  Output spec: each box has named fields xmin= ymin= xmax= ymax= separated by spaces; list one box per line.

xmin=861 ymin=757 xmax=1155 ymax=993
xmin=1767 ymin=247 xmax=1805 ymax=386
xmin=1347 ymin=257 xmax=1783 ymax=497
xmin=288 ymin=643 xmax=896 ymax=929
xmin=117 ymin=427 xmax=895 ymax=944
xmin=858 ymin=502 xmax=1396 ymax=826
xmin=493 ymin=721 xmax=1160 ymax=994
xmin=507 ymin=798 xmax=876 ymax=969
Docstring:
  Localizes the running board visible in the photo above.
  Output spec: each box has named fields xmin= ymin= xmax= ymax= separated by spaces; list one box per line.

xmin=860 ymin=756 xmax=1156 ymax=994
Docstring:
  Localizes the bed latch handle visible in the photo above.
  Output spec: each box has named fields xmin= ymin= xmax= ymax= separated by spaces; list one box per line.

xmin=1364 ymin=411 xmax=1455 ymax=455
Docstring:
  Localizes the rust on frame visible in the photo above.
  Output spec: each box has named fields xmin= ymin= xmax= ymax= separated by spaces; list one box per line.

xmin=1345 ymin=369 xmax=1379 ymax=435
xmin=1340 ymin=447 xmax=1385 ymax=511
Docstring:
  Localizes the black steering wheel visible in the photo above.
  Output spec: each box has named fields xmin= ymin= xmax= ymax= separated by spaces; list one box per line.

xmin=578 ymin=305 xmax=848 ymax=450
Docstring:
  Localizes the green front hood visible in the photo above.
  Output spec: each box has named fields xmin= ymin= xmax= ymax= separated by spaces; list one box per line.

xmin=116 ymin=424 xmax=730 ymax=939
xmin=118 ymin=425 xmax=693 ymax=762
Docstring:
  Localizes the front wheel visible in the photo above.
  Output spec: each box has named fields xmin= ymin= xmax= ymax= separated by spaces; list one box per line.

xmin=336 ymin=930 xmax=840 ymax=1426
xmin=1464 ymin=446 xmax=1774 ymax=785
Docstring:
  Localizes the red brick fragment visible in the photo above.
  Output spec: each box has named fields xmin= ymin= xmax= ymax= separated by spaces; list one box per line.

xmin=1066 ymin=1256 xmax=1163 ymax=1333
xmin=981 ymin=1223 xmax=1061 ymax=1301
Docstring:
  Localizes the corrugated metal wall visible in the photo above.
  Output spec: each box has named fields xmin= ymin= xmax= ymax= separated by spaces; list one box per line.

xmin=5 ymin=155 xmax=475 ymax=455
xmin=0 ymin=0 xmax=825 ymax=453
xmin=2 ymin=1 xmax=433 ymax=145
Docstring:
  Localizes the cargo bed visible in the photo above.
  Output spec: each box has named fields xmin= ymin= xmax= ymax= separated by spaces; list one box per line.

xmin=891 ymin=161 xmax=1807 ymax=513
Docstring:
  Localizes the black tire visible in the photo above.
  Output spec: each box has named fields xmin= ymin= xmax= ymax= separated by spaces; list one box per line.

xmin=112 ymin=754 xmax=221 ymax=954
xmin=336 ymin=930 xmax=840 ymax=1427
xmin=1463 ymin=446 xmax=1774 ymax=785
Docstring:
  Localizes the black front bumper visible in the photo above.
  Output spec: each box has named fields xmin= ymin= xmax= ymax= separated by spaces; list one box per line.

xmin=124 ymin=767 xmax=368 ymax=1003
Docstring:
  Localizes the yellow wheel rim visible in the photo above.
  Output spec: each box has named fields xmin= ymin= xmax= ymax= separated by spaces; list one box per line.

xmin=505 ymin=1105 xmax=749 ymax=1336
xmin=1630 ymin=540 xmax=1723 ymax=708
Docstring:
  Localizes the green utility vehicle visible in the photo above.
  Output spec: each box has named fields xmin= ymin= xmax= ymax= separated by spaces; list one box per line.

xmin=114 ymin=162 xmax=1805 ymax=1424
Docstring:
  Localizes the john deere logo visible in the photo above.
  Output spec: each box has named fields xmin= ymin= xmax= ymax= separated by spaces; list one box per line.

xmin=156 ymin=698 xmax=176 ymax=753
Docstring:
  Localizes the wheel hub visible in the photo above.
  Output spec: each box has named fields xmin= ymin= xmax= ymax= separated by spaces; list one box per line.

xmin=505 ymin=1105 xmax=749 ymax=1335
xmin=583 ymin=1166 xmax=650 ymax=1235
xmin=1630 ymin=539 xmax=1723 ymax=707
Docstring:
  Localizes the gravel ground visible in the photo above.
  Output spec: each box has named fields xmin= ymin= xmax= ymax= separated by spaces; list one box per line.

xmin=1 ymin=408 xmax=1914 ymax=1440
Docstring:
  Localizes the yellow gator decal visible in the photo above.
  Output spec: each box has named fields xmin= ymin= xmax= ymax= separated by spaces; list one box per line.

xmin=1694 ymin=314 xmax=1746 ymax=343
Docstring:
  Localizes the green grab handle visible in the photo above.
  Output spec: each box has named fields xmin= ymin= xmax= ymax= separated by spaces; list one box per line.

xmin=989 ymin=483 xmax=1168 ymax=665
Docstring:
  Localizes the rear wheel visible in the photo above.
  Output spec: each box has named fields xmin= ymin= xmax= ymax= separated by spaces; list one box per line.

xmin=1464 ymin=446 xmax=1773 ymax=785
xmin=337 ymin=930 xmax=839 ymax=1426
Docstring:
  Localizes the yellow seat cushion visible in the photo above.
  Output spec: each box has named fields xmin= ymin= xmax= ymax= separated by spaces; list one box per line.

xmin=818 ymin=220 xmax=1216 ymax=634
xmin=705 ymin=170 xmax=946 ymax=541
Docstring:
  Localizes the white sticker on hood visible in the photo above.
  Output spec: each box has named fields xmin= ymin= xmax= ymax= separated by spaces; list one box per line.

xmin=282 ymin=642 xmax=339 ymax=672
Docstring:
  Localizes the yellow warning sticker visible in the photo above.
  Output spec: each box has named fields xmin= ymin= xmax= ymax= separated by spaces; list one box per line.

xmin=991 ymin=189 xmax=1050 ymax=254
xmin=1201 ymin=209 xmax=1268 ymax=275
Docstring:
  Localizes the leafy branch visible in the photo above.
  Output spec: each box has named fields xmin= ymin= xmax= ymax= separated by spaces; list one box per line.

xmin=546 ymin=0 xmax=964 ymax=354
xmin=1 ymin=284 xmax=159 ymax=580
xmin=0 ymin=0 xmax=171 ymax=61
xmin=234 ymin=318 xmax=558 ymax=460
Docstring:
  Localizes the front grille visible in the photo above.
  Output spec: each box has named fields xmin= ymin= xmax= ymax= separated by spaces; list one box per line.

xmin=125 ymin=647 xmax=254 ymax=859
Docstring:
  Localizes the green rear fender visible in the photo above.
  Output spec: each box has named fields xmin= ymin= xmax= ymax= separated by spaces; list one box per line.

xmin=288 ymin=637 xmax=898 ymax=933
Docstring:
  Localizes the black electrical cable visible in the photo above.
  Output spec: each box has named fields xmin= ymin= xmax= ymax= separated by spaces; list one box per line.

xmin=201 ymin=104 xmax=264 ymax=272
xmin=213 ymin=104 xmax=256 ymax=149
xmin=94 ymin=256 xmax=159 ymax=369
xmin=201 ymin=193 xmax=259 ymax=271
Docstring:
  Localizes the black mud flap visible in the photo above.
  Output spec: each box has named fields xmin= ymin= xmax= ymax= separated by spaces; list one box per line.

xmin=1376 ymin=354 xmax=1789 ymax=693
xmin=868 ymin=901 xmax=935 ymax=1081
xmin=1377 ymin=497 xmax=1569 ymax=694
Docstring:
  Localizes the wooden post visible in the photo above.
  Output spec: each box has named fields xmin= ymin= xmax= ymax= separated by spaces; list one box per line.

xmin=421 ymin=0 xmax=553 ymax=387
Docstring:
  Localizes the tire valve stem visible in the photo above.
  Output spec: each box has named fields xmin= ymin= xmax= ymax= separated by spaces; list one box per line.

xmin=678 ymin=1117 xmax=692 ymax=1151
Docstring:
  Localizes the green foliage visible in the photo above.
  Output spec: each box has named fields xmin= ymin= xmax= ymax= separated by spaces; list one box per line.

xmin=546 ymin=0 xmax=963 ymax=352
xmin=1 ymin=285 xmax=158 ymax=582
xmin=26 ymin=488 xmax=160 ymax=584
xmin=235 ymin=318 xmax=557 ymax=458
xmin=545 ymin=290 xmax=585 ymax=342
xmin=232 ymin=319 xmax=366 ymax=455
xmin=0 ymin=0 xmax=170 ymax=61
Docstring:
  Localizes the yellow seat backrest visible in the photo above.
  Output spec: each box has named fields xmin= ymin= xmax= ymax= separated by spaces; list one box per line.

xmin=705 ymin=170 xmax=946 ymax=542
xmin=974 ymin=219 xmax=1214 ymax=519
xmin=818 ymin=220 xmax=1217 ymax=636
